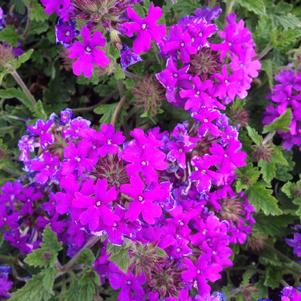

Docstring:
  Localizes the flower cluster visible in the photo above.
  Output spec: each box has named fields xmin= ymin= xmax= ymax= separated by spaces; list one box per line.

xmin=1 ymin=105 xmax=254 ymax=300
xmin=286 ymin=225 xmax=301 ymax=259
xmin=156 ymin=7 xmax=261 ymax=112
xmin=263 ymin=69 xmax=301 ymax=150
xmin=41 ymin=0 xmax=168 ymax=77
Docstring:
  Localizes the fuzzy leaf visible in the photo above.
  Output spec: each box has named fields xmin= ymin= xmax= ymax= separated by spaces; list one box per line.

xmin=247 ymin=182 xmax=282 ymax=215
xmin=263 ymin=109 xmax=292 ymax=133
xmin=94 ymin=103 xmax=117 ymax=124
xmin=9 ymin=268 xmax=56 ymax=301
xmin=236 ymin=0 xmax=266 ymax=15
xmin=246 ymin=126 xmax=263 ymax=145
xmin=25 ymin=226 xmax=62 ymax=268
xmin=0 ymin=25 xmax=19 ymax=46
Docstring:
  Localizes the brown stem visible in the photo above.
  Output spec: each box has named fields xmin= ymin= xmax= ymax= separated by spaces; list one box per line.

xmin=9 ymin=69 xmax=36 ymax=106
xmin=110 ymin=96 xmax=126 ymax=126
xmin=72 ymin=92 xmax=116 ymax=113
xmin=57 ymin=236 xmax=100 ymax=277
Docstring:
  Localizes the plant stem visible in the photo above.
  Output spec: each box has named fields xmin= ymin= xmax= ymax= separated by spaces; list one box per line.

xmin=72 ymin=92 xmax=116 ymax=113
xmin=258 ymin=44 xmax=273 ymax=60
xmin=110 ymin=96 xmax=126 ymax=126
xmin=226 ymin=0 xmax=235 ymax=15
xmin=263 ymin=132 xmax=275 ymax=145
xmin=57 ymin=236 xmax=100 ymax=277
xmin=9 ymin=69 xmax=36 ymax=106
xmin=264 ymin=243 xmax=301 ymax=275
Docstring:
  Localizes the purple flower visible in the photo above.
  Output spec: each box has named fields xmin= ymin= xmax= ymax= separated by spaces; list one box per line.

xmin=156 ymin=57 xmax=190 ymax=90
xmin=286 ymin=225 xmax=301 ymax=258
xmin=161 ymin=24 xmax=197 ymax=63
xmin=0 ymin=7 xmax=6 ymax=30
xmin=30 ymin=152 xmax=60 ymax=184
xmin=120 ymin=45 xmax=142 ymax=71
xmin=55 ymin=20 xmax=78 ymax=47
xmin=28 ymin=119 xmax=54 ymax=149
xmin=120 ymin=4 xmax=166 ymax=54
xmin=121 ymin=175 xmax=165 ymax=224
xmin=108 ymin=264 xmax=146 ymax=301
xmin=40 ymin=0 xmax=71 ymax=20
xmin=72 ymin=179 xmax=118 ymax=231
xmin=0 ymin=275 xmax=12 ymax=299
xmin=96 ymin=124 xmax=125 ymax=157
xmin=68 ymin=26 xmax=110 ymax=78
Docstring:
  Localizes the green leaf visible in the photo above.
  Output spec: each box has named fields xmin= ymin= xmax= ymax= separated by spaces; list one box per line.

xmin=236 ymin=0 xmax=266 ymax=15
xmin=0 ymin=25 xmax=19 ymax=46
xmin=0 ymin=88 xmax=33 ymax=109
xmin=94 ymin=103 xmax=117 ymax=124
xmin=258 ymin=160 xmax=276 ymax=184
xmin=114 ymin=65 xmax=125 ymax=80
xmin=235 ymin=165 xmax=261 ymax=192
xmin=247 ymin=182 xmax=282 ymax=216
xmin=29 ymin=0 xmax=48 ymax=21
xmin=271 ymin=146 xmax=288 ymax=166
xmin=261 ymin=59 xmax=274 ymax=88
xmin=77 ymin=249 xmax=96 ymax=266
xmin=9 ymin=268 xmax=56 ymax=301
xmin=25 ymin=226 xmax=62 ymax=268
xmin=264 ymin=266 xmax=284 ymax=288
xmin=33 ymin=100 xmax=48 ymax=120
xmin=107 ymin=242 xmax=131 ymax=273
xmin=246 ymin=126 xmax=263 ymax=145
xmin=263 ymin=109 xmax=292 ymax=133
xmin=14 ymin=49 xmax=34 ymax=69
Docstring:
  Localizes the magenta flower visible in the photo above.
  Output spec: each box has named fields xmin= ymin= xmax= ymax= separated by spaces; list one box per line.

xmin=182 ymin=257 xmax=222 ymax=295
xmin=120 ymin=4 xmax=166 ymax=54
xmin=108 ymin=264 xmax=146 ymax=301
xmin=156 ymin=57 xmax=190 ymax=89
xmin=121 ymin=175 xmax=163 ymax=224
xmin=68 ymin=26 xmax=110 ymax=78
xmin=96 ymin=124 xmax=125 ymax=157
xmin=40 ymin=0 xmax=71 ymax=20
xmin=72 ymin=179 xmax=118 ymax=231
xmin=28 ymin=119 xmax=54 ymax=149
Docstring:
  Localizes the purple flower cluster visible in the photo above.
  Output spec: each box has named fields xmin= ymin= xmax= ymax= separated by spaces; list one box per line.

xmin=3 ymin=106 xmax=255 ymax=300
xmin=40 ymin=0 xmax=152 ymax=77
xmin=286 ymin=225 xmax=301 ymax=259
xmin=156 ymin=7 xmax=261 ymax=111
xmin=263 ymin=69 xmax=301 ymax=150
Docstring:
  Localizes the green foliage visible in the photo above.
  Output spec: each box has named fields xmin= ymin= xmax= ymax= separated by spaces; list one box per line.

xmin=25 ymin=226 xmax=62 ymax=268
xmin=9 ymin=268 xmax=57 ymax=301
xmin=247 ymin=182 xmax=282 ymax=215
xmin=263 ymin=109 xmax=292 ymax=133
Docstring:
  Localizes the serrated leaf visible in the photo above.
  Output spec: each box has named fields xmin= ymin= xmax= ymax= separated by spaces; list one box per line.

xmin=14 ymin=49 xmax=34 ymax=69
xmin=25 ymin=226 xmax=62 ymax=268
xmin=94 ymin=103 xmax=117 ymax=124
xmin=33 ymin=100 xmax=48 ymax=120
xmin=235 ymin=165 xmax=261 ymax=192
xmin=9 ymin=268 xmax=56 ymax=301
xmin=247 ymin=182 xmax=282 ymax=215
xmin=0 ymin=25 xmax=19 ymax=46
xmin=263 ymin=109 xmax=292 ymax=133
xmin=0 ymin=88 xmax=33 ymax=110
xmin=271 ymin=146 xmax=288 ymax=166
xmin=77 ymin=249 xmax=95 ymax=266
xmin=114 ymin=65 xmax=125 ymax=80
xmin=258 ymin=160 xmax=276 ymax=184
xmin=29 ymin=0 xmax=48 ymax=21
xmin=264 ymin=266 xmax=284 ymax=288
xmin=236 ymin=0 xmax=266 ymax=15
xmin=246 ymin=126 xmax=263 ymax=145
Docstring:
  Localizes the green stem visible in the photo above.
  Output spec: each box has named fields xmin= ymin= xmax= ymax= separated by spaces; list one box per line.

xmin=264 ymin=243 xmax=301 ymax=275
xmin=110 ymin=96 xmax=126 ymax=126
xmin=57 ymin=236 xmax=100 ymax=277
xmin=258 ymin=44 xmax=273 ymax=60
xmin=226 ymin=0 xmax=235 ymax=15
xmin=9 ymin=69 xmax=36 ymax=106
